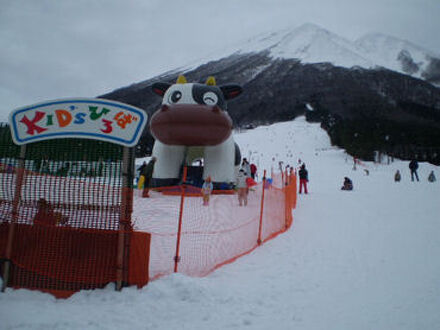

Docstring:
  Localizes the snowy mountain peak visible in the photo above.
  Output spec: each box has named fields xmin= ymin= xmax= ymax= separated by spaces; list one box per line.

xmin=355 ymin=32 xmax=438 ymax=58
xmin=167 ymin=23 xmax=439 ymax=88
xmin=228 ymin=23 xmax=440 ymax=85
xmin=268 ymin=23 xmax=374 ymax=68
xmin=354 ymin=32 xmax=440 ymax=81
xmin=235 ymin=23 xmax=373 ymax=69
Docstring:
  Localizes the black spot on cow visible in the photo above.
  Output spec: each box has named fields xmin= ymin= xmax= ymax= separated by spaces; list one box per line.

xmin=192 ymin=84 xmax=226 ymax=109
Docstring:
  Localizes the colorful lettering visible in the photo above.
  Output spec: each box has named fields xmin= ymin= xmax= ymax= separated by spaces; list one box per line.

xmin=55 ymin=109 xmax=73 ymax=128
xmin=10 ymin=99 xmax=146 ymax=146
xmin=114 ymin=111 xmax=137 ymax=129
xmin=19 ymin=111 xmax=47 ymax=135
xmin=89 ymin=106 xmax=110 ymax=120
xmin=74 ymin=112 xmax=86 ymax=124
xmin=46 ymin=114 xmax=54 ymax=126
xmin=101 ymin=119 xmax=113 ymax=134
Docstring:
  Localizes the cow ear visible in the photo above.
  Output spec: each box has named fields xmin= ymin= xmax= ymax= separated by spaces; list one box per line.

xmin=205 ymin=76 xmax=216 ymax=86
xmin=220 ymin=84 xmax=243 ymax=100
xmin=152 ymin=82 xmax=171 ymax=97
xmin=176 ymin=75 xmax=187 ymax=84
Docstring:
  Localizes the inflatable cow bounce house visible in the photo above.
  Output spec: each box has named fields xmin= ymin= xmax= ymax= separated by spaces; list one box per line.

xmin=149 ymin=75 xmax=243 ymax=189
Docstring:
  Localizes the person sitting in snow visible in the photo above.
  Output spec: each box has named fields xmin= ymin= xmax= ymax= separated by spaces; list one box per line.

xmin=201 ymin=176 xmax=213 ymax=206
xmin=428 ymin=170 xmax=436 ymax=183
xmin=341 ymin=177 xmax=353 ymax=191
xmin=33 ymin=198 xmax=68 ymax=226
xmin=394 ymin=170 xmax=401 ymax=182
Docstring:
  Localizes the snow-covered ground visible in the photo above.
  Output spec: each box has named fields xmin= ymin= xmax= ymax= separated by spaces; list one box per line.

xmin=2 ymin=116 xmax=440 ymax=329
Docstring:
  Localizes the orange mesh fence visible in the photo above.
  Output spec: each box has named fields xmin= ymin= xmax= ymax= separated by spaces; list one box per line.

xmin=1 ymin=124 xmax=297 ymax=296
xmin=132 ymin=171 xmax=297 ymax=280
xmin=284 ymin=174 xmax=297 ymax=228
xmin=0 ymin=224 xmax=150 ymax=298
xmin=1 ymin=166 xmax=295 ymax=295
xmin=0 ymin=133 xmax=150 ymax=298
xmin=0 ymin=165 xmax=151 ymax=297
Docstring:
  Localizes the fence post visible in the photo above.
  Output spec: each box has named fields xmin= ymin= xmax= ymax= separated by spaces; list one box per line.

xmin=116 ymin=146 xmax=132 ymax=291
xmin=284 ymin=176 xmax=291 ymax=230
xmin=257 ymin=170 xmax=267 ymax=245
xmin=2 ymin=144 xmax=26 ymax=292
xmin=284 ymin=168 xmax=291 ymax=229
xmin=174 ymin=166 xmax=187 ymax=273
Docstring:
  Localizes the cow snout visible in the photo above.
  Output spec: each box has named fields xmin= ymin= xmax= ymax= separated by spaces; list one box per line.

xmin=150 ymin=104 xmax=233 ymax=146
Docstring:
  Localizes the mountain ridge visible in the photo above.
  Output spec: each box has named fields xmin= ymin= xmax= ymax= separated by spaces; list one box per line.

xmin=108 ymin=23 xmax=440 ymax=93
xmin=101 ymin=23 xmax=440 ymax=163
xmin=140 ymin=23 xmax=439 ymax=87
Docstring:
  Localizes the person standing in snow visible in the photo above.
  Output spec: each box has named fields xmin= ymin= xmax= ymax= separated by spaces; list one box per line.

xmin=298 ymin=163 xmax=308 ymax=194
xmin=201 ymin=176 xmax=213 ymax=206
xmin=409 ymin=159 xmax=419 ymax=182
xmin=141 ymin=157 xmax=157 ymax=198
xmin=241 ymin=158 xmax=251 ymax=177
xmin=236 ymin=169 xmax=248 ymax=206
xmin=136 ymin=161 xmax=147 ymax=186
xmin=250 ymin=163 xmax=257 ymax=180
xmin=137 ymin=161 xmax=147 ymax=177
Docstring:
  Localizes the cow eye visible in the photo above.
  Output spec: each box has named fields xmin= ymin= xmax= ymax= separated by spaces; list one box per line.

xmin=202 ymin=92 xmax=218 ymax=105
xmin=169 ymin=91 xmax=182 ymax=103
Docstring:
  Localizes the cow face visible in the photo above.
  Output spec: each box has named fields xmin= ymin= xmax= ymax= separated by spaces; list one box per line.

xmin=163 ymin=83 xmax=226 ymax=109
xmin=150 ymin=76 xmax=242 ymax=146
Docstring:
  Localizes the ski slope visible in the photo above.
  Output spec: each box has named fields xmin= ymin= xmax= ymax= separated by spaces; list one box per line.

xmin=2 ymin=116 xmax=440 ymax=329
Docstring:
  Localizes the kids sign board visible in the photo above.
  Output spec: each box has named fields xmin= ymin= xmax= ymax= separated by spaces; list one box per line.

xmin=9 ymin=98 xmax=147 ymax=147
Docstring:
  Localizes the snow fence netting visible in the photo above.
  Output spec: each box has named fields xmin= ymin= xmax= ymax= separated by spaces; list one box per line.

xmin=1 ymin=123 xmax=297 ymax=296
xmin=132 ymin=172 xmax=297 ymax=280
xmin=0 ymin=125 xmax=150 ymax=298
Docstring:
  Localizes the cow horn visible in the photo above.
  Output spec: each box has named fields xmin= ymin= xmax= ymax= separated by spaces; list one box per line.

xmin=176 ymin=75 xmax=187 ymax=84
xmin=205 ymin=76 xmax=216 ymax=86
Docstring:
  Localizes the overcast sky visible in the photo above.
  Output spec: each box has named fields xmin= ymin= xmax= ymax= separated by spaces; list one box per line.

xmin=1 ymin=0 xmax=439 ymax=121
